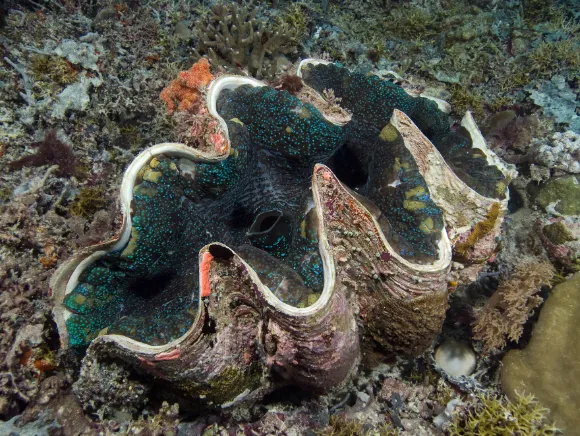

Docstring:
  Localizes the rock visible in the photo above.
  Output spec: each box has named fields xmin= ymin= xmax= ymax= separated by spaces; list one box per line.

xmin=535 ymin=131 xmax=580 ymax=174
xmin=14 ymin=375 xmax=97 ymax=435
xmin=356 ymin=391 xmax=370 ymax=404
xmin=73 ymin=349 xmax=150 ymax=418
xmin=501 ymin=273 xmax=580 ymax=435
xmin=0 ymin=411 xmax=61 ymax=436
xmin=51 ymin=74 xmax=102 ymax=119
xmin=54 ymin=39 xmax=102 ymax=71
xmin=534 ymin=175 xmax=580 ymax=216
xmin=529 ymin=75 xmax=580 ymax=133
xmin=434 ymin=339 xmax=476 ymax=378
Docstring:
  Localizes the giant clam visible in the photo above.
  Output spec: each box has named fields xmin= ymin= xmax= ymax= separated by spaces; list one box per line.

xmin=50 ymin=60 xmax=515 ymax=405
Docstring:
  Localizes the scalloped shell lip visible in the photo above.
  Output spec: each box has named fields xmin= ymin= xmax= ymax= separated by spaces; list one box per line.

xmin=297 ymin=58 xmax=453 ymax=114
xmin=50 ymin=73 xmax=452 ymax=353
xmin=297 ymin=59 xmax=516 ymax=205
xmin=461 ymin=110 xmax=518 ymax=184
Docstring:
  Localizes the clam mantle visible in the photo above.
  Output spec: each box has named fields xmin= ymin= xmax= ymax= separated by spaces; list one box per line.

xmin=50 ymin=60 xmax=514 ymax=404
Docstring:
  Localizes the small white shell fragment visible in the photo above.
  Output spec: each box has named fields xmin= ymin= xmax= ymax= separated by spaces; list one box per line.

xmin=434 ymin=339 xmax=477 ymax=377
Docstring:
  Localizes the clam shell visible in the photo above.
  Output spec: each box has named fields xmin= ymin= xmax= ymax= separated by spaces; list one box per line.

xmin=298 ymin=59 xmax=516 ymax=264
xmin=50 ymin=69 xmax=500 ymax=404
xmin=390 ymin=110 xmax=512 ymax=263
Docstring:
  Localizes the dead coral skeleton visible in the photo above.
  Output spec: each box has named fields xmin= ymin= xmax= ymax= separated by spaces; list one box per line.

xmin=471 ymin=261 xmax=555 ymax=353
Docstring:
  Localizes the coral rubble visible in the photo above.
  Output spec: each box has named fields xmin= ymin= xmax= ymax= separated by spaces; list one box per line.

xmin=1 ymin=0 xmax=580 ymax=432
xmin=535 ymin=130 xmax=580 ymax=174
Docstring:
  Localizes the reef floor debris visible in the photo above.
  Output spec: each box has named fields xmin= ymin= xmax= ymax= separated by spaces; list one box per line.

xmin=0 ymin=0 xmax=578 ymax=434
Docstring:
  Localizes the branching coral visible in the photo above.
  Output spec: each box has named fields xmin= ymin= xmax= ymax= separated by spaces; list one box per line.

xmin=159 ymin=58 xmax=213 ymax=115
xmin=472 ymin=261 xmax=555 ymax=352
xmin=192 ymin=3 xmax=299 ymax=78
xmin=448 ymin=392 xmax=559 ymax=435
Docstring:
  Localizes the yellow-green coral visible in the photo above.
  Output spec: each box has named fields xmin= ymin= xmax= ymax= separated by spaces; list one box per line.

xmin=454 ymin=203 xmax=500 ymax=262
xmin=498 ymin=69 xmax=532 ymax=92
xmin=30 ymin=54 xmax=78 ymax=85
xmin=69 ymin=187 xmax=106 ymax=218
xmin=276 ymin=3 xmax=309 ymax=42
xmin=487 ymin=96 xmax=515 ymax=113
xmin=317 ymin=415 xmax=399 ymax=436
xmin=0 ymin=186 xmax=11 ymax=203
xmin=530 ymin=40 xmax=580 ymax=79
xmin=448 ymin=392 xmax=559 ymax=435
xmin=523 ymin=0 xmax=559 ymax=24
xmin=448 ymin=85 xmax=485 ymax=121
xmin=388 ymin=5 xmax=439 ymax=40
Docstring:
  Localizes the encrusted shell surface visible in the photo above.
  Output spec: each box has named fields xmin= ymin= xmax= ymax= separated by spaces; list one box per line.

xmin=390 ymin=110 xmax=514 ymax=263
xmin=51 ymin=65 xmax=511 ymax=404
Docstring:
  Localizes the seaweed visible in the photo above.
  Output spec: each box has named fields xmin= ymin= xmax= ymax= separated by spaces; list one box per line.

xmin=69 ymin=187 xmax=107 ymax=218
xmin=454 ymin=203 xmax=500 ymax=262
xmin=9 ymin=130 xmax=77 ymax=177
xmin=273 ymin=73 xmax=304 ymax=95
xmin=448 ymin=393 xmax=559 ymax=435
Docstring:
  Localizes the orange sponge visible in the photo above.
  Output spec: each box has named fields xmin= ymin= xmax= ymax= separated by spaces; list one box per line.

xmin=160 ymin=58 xmax=213 ymax=114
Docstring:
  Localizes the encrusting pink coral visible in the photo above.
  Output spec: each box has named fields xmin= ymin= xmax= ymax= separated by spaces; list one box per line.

xmin=159 ymin=58 xmax=214 ymax=115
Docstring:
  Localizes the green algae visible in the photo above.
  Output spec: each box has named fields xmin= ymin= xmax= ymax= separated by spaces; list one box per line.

xmin=543 ymin=221 xmax=576 ymax=245
xmin=69 ymin=187 xmax=106 ymax=218
xmin=534 ymin=176 xmax=580 ymax=216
